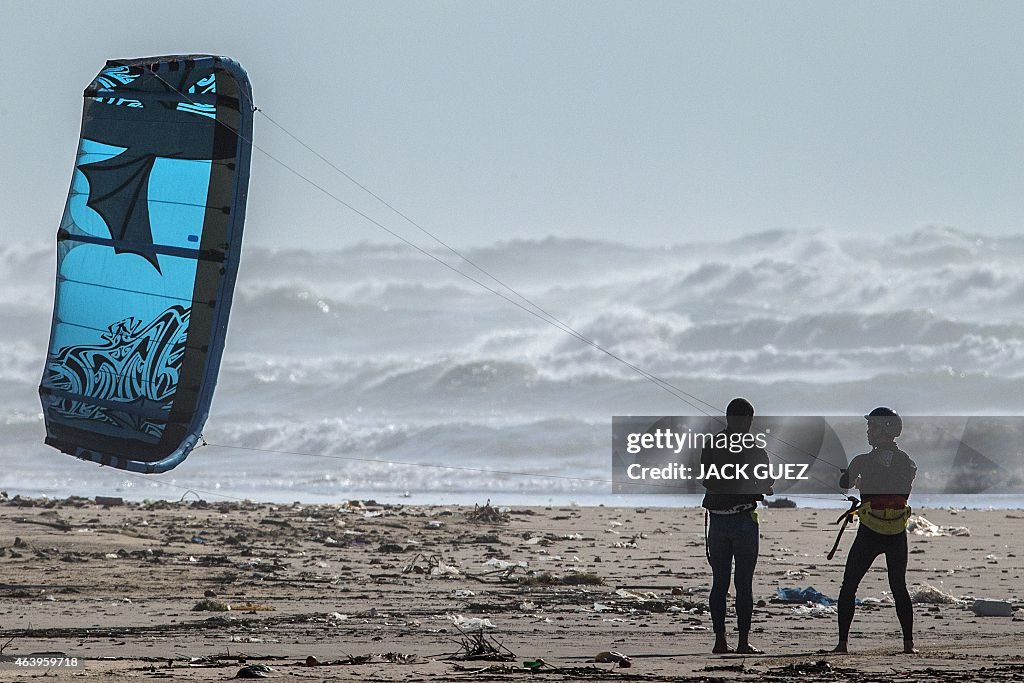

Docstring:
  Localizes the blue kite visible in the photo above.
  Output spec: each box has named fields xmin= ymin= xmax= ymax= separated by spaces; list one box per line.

xmin=39 ymin=55 xmax=253 ymax=473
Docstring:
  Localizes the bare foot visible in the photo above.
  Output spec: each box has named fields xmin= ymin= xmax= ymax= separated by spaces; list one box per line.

xmin=831 ymin=642 xmax=849 ymax=654
xmin=736 ymin=643 xmax=764 ymax=655
xmin=903 ymin=640 xmax=918 ymax=654
xmin=712 ymin=639 xmax=732 ymax=654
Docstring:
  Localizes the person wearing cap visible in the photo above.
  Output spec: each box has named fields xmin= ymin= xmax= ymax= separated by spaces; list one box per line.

xmin=833 ymin=407 xmax=918 ymax=654
xmin=701 ymin=397 xmax=774 ymax=655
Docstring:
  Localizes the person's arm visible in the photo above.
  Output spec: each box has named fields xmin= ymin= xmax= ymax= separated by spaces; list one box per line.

xmin=839 ymin=454 xmax=862 ymax=490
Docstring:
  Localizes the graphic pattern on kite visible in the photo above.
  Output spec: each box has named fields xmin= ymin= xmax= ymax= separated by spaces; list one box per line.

xmin=39 ymin=55 xmax=253 ymax=473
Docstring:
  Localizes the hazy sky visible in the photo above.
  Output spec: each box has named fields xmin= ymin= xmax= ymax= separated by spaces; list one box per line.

xmin=2 ymin=1 xmax=1021 ymax=248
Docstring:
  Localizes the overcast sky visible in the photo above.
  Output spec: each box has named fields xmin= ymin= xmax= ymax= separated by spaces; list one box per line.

xmin=2 ymin=1 xmax=1021 ymax=249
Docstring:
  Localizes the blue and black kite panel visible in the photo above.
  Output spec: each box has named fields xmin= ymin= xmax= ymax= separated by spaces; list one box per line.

xmin=39 ymin=55 xmax=253 ymax=473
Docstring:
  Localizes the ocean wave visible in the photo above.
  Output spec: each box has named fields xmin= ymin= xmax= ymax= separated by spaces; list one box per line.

xmin=6 ymin=229 xmax=1024 ymax=451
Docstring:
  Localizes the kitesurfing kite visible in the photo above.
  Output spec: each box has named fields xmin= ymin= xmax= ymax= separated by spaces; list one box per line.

xmin=38 ymin=55 xmax=253 ymax=473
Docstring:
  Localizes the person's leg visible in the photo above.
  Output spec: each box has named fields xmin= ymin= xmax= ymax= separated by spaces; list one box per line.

xmin=834 ymin=526 xmax=881 ymax=652
xmin=884 ymin=531 xmax=915 ymax=653
xmin=707 ymin=514 xmax=734 ymax=653
xmin=733 ymin=512 xmax=762 ymax=654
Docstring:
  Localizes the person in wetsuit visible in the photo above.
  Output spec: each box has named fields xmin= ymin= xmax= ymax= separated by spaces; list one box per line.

xmin=701 ymin=397 xmax=774 ymax=655
xmin=834 ymin=406 xmax=918 ymax=655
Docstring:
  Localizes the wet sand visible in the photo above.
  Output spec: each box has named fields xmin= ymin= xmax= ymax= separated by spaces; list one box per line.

xmin=1 ymin=495 xmax=1022 ymax=681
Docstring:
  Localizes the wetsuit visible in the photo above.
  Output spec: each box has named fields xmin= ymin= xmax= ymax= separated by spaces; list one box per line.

xmin=701 ymin=432 xmax=774 ymax=638
xmin=838 ymin=445 xmax=917 ymax=643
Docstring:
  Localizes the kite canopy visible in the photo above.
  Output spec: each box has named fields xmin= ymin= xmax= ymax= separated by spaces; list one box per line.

xmin=39 ymin=55 xmax=253 ymax=473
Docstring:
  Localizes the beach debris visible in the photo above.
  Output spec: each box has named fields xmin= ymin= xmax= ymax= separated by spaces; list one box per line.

xmin=325 ymin=652 xmax=418 ymax=666
xmin=774 ymin=587 xmax=837 ymax=605
xmin=859 ymin=596 xmax=893 ymax=605
xmin=972 ymin=599 xmax=1014 ymax=617
xmin=432 ymin=559 xmax=461 ymax=577
xmin=450 ymin=614 xmax=496 ymax=629
xmin=192 ymin=598 xmax=230 ymax=612
xmin=790 ymin=604 xmax=838 ymax=617
xmin=305 ymin=655 xmax=319 ymax=667
xmin=614 ymin=588 xmax=659 ymax=602
xmin=377 ymin=652 xmax=418 ymax=664
xmin=402 ymin=553 xmax=461 ymax=577
xmin=907 ymin=515 xmax=970 ymax=537
xmin=445 ymin=620 xmax=516 ymax=662
xmin=773 ymin=660 xmax=836 ymax=676
xmin=764 ymin=497 xmax=797 ymax=508
xmin=232 ymin=602 xmax=275 ymax=612
xmin=378 ymin=542 xmax=410 ymax=553
xmin=519 ymin=571 xmax=603 ymax=586
xmin=235 ymin=664 xmax=272 ymax=678
xmin=333 ymin=652 xmax=419 ymax=666
xmin=593 ymin=651 xmax=632 ymax=668
xmin=465 ymin=500 xmax=510 ymax=524
xmin=95 ymin=496 xmax=124 ymax=506
xmin=911 ymin=583 xmax=962 ymax=605
xmin=204 ymin=615 xmax=236 ymax=626
xmin=483 ymin=558 xmax=527 ymax=570
xmin=702 ymin=662 xmax=748 ymax=673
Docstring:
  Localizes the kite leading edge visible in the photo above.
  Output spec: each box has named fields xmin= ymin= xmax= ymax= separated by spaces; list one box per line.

xmin=39 ymin=55 xmax=253 ymax=473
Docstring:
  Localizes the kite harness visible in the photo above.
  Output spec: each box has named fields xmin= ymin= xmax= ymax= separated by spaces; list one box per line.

xmin=826 ymin=495 xmax=863 ymax=560
xmin=704 ymin=509 xmax=711 ymax=564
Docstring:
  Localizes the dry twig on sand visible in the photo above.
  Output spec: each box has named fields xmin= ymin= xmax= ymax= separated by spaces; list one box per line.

xmin=444 ymin=626 xmax=516 ymax=662
xmin=465 ymin=500 xmax=510 ymax=524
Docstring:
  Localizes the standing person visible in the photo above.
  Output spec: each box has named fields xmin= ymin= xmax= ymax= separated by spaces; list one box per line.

xmin=701 ymin=397 xmax=774 ymax=655
xmin=833 ymin=407 xmax=918 ymax=654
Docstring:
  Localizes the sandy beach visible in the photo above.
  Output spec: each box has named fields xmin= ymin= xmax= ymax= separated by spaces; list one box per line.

xmin=1 ymin=496 xmax=1021 ymax=682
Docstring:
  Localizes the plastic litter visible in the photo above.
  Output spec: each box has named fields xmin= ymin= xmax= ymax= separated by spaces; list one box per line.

xmin=911 ymin=583 xmax=962 ymax=605
xmin=449 ymin=614 xmax=495 ymax=629
xmin=594 ymin=651 xmax=632 ymax=668
xmin=907 ymin=515 xmax=970 ymax=537
xmin=859 ymin=596 xmax=894 ymax=605
xmin=775 ymin=587 xmax=837 ymax=605
xmin=430 ymin=559 xmax=461 ymax=577
xmin=235 ymin=664 xmax=272 ymax=678
xmin=790 ymin=605 xmax=838 ymax=617
xmin=972 ymin=599 xmax=1013 ymax=617
xmin=614 ymin=588 xmax=659 ymax=602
